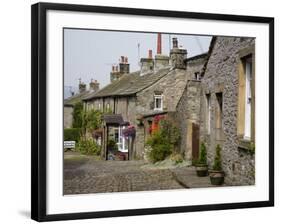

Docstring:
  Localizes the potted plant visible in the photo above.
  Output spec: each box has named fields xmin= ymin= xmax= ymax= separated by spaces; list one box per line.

xmin=195 ymin=142 xmax=208 ymax=177
xmin=209 ymin=144 xmax=225 ymax=185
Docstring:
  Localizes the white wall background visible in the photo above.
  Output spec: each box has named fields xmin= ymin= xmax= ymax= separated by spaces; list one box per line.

xmin=0 ymin=0 xmax=279 ymax=223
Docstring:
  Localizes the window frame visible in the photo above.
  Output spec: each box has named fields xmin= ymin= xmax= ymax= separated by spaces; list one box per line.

xmin=237 ymin=45 xmax=255 ymax=145
xmin=205 ymin=93 xmax=211 ymax=134
xmin=154 ymin=94 xmax=163 ymax=111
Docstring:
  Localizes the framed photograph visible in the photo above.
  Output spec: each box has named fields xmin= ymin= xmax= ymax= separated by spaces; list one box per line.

xmin=31 ymin=2 xmax=274 ymax=222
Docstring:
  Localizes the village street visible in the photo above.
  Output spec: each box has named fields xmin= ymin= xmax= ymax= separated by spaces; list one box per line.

xmin=64 ymin=151 xmax=216 ymax=195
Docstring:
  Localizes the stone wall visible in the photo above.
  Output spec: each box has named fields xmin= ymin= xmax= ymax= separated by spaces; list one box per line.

xmin=174 ymin=55 xmax=206 ymax=161
xmin=200 ymin=37 xmax=255 ymax=185
xmin=154 ymin=55 xmax=169 ymax=71
xmin=136 ymin=69 xmax=188 ymax=114
xmin=186 ymin=55 xmax=207 ymax=80
xmin=87 ymin=98 xmax=102 ymax=111
xmin=175 ymin=80 xmax=201 ymax=161
xmin=64 ymin=106 xmax=73 ymax=128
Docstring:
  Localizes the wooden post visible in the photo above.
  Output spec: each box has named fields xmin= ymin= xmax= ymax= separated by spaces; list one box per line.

xmin=130 ymin=137 xmax=135 ymax=160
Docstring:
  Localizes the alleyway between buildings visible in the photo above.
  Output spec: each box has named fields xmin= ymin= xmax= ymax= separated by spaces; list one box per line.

xmin=64 ymin=151 xmax=220 ymax=195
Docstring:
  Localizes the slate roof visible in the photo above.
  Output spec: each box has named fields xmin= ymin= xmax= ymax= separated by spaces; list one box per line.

xmin=200 ymin=37 xmax=217 ymax=77
xmin=83 ymin=67 xmax=171 ymax=100
xmin=64 ymin=90 xmax=92 ymax=106
xmin=185 ymin=53 xmax=208 ymax=63
xmin=103 ymin=114 xmax=129 ymax=126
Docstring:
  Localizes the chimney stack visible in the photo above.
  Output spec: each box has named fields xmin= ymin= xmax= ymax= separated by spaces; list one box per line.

xmin=170 ymin=37 xmax=187 ymax=69
xmin=119 ymin=56 xmax=130 ymax=74
xmin=89 ymin=79 xmax=100 ymax=92
xmin=154 ymin=33 xmax=169 ymax=70
xmin=78 ymin=79 xmax=86 ymax=93
xmin=157 ymin=33 xmax=162 ymax=54
xmin=140 ymin=50 xmax=154 ymax=75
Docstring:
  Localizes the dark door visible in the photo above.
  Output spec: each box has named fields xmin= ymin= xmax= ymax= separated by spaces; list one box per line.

xmin=192 ymin=123 xmax=200 ymax=160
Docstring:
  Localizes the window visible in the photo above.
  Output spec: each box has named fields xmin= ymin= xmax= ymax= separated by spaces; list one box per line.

xmin=206 ymin=94 xmax=211 ymax=134
xmin=98 ymin=103 xmax=101 ymax=110
xmin=117 ymin=126 xmax=128 ymax=152
xmin=215 ymin=92 xmax=223 ymax=130
xmin=214 ymin=92 xmax=224 ymax=141
xmin=237 ymin=53 xmax=254 ymax=141
xmin=244 ymin=57 xmax=252 ymax=139
xmin=154 ymin=94 xmax=163 ymax=110
xmin=194 ymin=72 xmax=201 ymax=80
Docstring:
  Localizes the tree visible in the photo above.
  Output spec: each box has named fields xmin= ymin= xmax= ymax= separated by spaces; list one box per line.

xmin=72 ymin=102 xmax=83 ymax=128
xmin=81 ymin=109 xmax=102 ymax=139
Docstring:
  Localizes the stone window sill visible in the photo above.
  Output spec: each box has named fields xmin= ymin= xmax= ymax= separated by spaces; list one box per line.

xmin=238 ymin=138 xmax=255 ymax=154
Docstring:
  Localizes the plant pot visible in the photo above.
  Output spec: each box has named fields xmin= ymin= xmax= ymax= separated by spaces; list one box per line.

xmin=209 ymin=170 xmax=225 ymax=185
xmin=195 ymin=164 xmax=208 ymax=177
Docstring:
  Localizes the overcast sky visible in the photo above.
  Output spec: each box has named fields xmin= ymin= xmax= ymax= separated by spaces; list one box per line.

xmin=64 ymin=29 xmax=212 ymax=97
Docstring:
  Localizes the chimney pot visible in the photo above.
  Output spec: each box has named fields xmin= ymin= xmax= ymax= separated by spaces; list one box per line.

xmin=148 ymin=49 xmax=153 ymax=59
xmin=172 ymin=37 xmax=178 ymax=49
xmin=157 ymin=33 xmax=162 ymax=54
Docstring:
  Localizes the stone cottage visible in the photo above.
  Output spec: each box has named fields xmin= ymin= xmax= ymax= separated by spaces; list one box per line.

xmin=64 ymin=79 xmax=100 ymax=128
xmin=82 ymin=33 xmax=255 ymax=186
xmin=83 ymin=34 xmax=206 ymax=160
xmin=199 ymin=36 xmax=255 ymax=185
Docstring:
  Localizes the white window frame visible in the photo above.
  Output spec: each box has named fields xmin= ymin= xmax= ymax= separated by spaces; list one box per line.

xmin=154 ymin=94 xmax=163 ymax=111
xmin=244 ymin=57 xmax=252 ymax=140
xmin=206 ymin=94 xmax=211 ymax=134
xmin=117 ymin=126 xmax=128 ymax=152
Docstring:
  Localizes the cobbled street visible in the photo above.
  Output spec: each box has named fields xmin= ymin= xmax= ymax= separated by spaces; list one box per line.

xmin=64 ymin=152 xmax=216 ymax=195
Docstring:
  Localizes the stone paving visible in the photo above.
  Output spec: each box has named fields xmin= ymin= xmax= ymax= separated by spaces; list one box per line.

xmin=63 ymin=151 xmax=218 ymax=195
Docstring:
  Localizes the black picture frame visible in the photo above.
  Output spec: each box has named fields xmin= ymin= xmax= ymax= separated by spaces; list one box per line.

xmin=31 ymin=2 xmax=274 ymax=222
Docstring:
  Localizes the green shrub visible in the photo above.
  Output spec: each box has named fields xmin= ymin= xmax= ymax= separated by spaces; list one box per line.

xmin=149 ymin=143 xmax=172 ymax=163
xmin=146 ymin=119 xmax=181 ymax=163
xmin=213 ymin=144 xmax=222 ymax=171
xmin=72 ymin=102 xmax=83 ymax=128
xmin=107 ymin=139 xmax=118 ymax=151
xmin=159 ymin=119 xmax=181 ymax=147
xmin=76 ymin=139 xmax=101 ymax=156
xmin=198 ymin=142 xmax=207 ymax=165
xmin=146 ymin=131 xmax=172 ymax=163
xmin=64 ymin=128 xmax=81 ymax=142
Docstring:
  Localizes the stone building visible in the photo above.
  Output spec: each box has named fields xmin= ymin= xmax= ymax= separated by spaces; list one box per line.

xmin=83 ymin=34 xmax=206 ymax=160
xmin=64 ymin=79 xmax=100 ymax=128
xmin=175 ymin=53 xmax=208 ymax=161
xmin=199 ymin=36 xmax=255 ymax=185
xmin=82 ymin=33 xmax=255 ymax=186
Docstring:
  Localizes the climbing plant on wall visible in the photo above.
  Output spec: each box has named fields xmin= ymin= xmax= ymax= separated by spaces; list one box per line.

xmin=146 ymin=116 xmax=181 ymax=163
xmin=72 ymin=102 xmax=83 ymax=128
